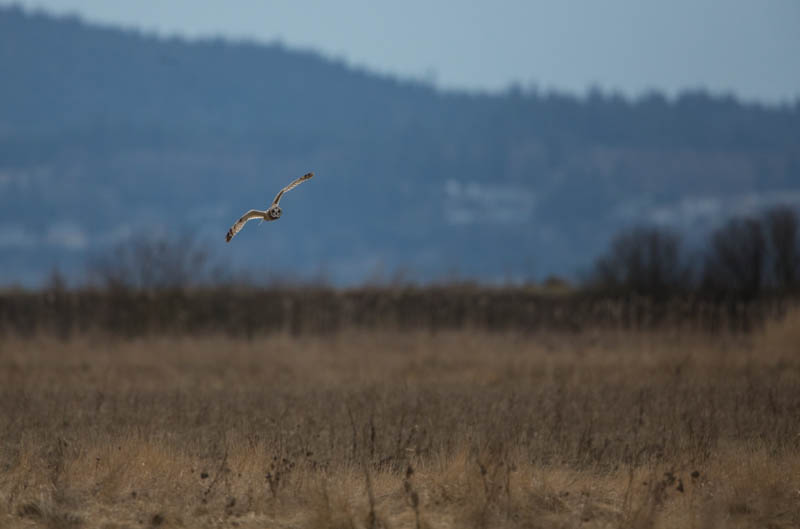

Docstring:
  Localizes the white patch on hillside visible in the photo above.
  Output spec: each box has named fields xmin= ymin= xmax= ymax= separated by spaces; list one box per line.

xmin=46 ymin=222 xmax=88 ymax=250
xmin=617 ymin=190 xmax=800 ymax=228
xmin=444 ymin=179 xmax=537 ymax=225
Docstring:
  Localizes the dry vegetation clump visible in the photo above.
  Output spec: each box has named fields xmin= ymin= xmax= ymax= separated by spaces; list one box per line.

xmin=1 ymin=313 xmax=799 ymax=528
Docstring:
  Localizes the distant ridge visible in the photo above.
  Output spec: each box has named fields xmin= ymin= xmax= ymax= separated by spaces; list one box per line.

xmin=1 ymin=5 xmax=799 ymax=285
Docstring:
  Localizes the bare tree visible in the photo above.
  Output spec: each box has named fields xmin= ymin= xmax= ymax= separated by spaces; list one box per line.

xmin=88 ymin=233 xmax=212 ymax=290
xmin=591 ymin=226 xmax=689 ymax=300
xmin=702 ymin=217 xmax=767 ymax=300
xmin=764 ymin=205 xmax=799 ymax=292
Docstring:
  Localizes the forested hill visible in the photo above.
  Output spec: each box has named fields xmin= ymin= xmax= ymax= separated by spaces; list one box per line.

xmin=1 ymin=5 xmax=799 ymax=285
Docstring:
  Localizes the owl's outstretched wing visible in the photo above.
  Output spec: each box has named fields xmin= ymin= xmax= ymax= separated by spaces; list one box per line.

xmin=272 ymin=172 xmax=314 ymax=206
xmin=226 ymin=210 xmax=266 ymax=242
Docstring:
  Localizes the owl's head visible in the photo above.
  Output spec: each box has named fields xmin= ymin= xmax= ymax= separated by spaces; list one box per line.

xmin=268 ymin=206 xmax=282 ymax=219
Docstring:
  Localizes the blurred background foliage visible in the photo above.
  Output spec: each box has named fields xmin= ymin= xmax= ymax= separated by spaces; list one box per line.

xmin=1 ymin=6 xmax=799 ymax=285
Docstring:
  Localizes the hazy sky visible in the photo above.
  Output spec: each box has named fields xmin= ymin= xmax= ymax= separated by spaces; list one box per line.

xmin=6 ymin=0 xmax=800 ymax=103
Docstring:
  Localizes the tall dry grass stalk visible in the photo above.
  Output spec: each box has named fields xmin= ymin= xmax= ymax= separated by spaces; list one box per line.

xmin=0 ymin=315 xmax=799 ymax=528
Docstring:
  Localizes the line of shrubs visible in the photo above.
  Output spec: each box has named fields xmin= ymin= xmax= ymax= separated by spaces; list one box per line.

xmin=588 ymin=205 xmax=800 ymax=302
xmin=0 ymin=206 xmax=796 ymax=338
xmin=0 ymin=284 xmax=789 ymax=338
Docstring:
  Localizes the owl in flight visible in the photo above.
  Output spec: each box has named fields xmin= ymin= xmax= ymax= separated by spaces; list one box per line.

xmin=225 ymin=172 xmax=314 ymax=242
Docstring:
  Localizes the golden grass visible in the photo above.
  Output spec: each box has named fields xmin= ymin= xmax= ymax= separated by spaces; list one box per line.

xmin=1 ymin=318 xmax=799 ymax=528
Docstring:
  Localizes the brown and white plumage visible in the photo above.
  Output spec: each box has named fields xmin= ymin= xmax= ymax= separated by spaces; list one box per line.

xmin=225 ymin=209 xmax=267 ymax=242
xmin=271 ymin=171 xmax=314 ymax=206
xmin=226 ymin=172 xmax=314 ymax=242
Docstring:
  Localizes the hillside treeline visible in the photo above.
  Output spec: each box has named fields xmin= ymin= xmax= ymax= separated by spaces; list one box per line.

xmin=3 ymin=6 xmax=800 ymax=284
xmin=3 ymin=6 xmax=798 ymax=149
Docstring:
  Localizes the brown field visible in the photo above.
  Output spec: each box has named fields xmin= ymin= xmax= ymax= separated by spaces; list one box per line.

xmin=1 ymin=311 xmax=800 ymax=528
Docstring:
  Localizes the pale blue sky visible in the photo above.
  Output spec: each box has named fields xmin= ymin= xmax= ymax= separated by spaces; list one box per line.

xmin=5 ymin=0 xmax=800 ymax=103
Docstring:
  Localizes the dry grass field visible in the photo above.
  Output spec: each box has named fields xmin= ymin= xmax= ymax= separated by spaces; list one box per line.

xmin=1 ymin=311 xmax=799 ymax=528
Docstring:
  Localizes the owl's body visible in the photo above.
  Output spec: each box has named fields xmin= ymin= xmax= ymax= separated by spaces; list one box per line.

xmin=225 ymin=173 xmax=312 ymax=242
